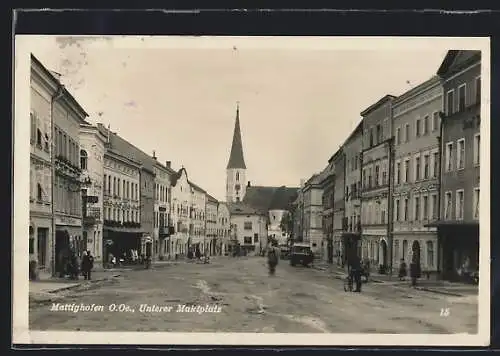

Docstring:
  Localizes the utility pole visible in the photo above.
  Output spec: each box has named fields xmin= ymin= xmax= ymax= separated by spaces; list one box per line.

xmin=50 ymin=85 xmax=65 ymax=277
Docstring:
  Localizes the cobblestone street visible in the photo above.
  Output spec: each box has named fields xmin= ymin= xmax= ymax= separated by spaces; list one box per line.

xmin=29 ymin=256 xmax=478 ymax=333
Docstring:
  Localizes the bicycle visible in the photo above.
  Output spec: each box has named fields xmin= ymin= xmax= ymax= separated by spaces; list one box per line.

xmin=343 ymin=273 xmax=354 ymax=292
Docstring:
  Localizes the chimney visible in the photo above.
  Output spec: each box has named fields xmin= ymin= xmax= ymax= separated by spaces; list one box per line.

xmin=247 ymin=181 xmax=251 ymax=187
xmin=152 ymin=150 xmax=157 ymax=160
xmin=166 ymin=161 xmax=171 ymax=168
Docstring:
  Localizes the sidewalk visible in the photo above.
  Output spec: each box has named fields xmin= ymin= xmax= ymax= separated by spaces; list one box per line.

xmin=312 ymin=262 xmax=478 ymax=297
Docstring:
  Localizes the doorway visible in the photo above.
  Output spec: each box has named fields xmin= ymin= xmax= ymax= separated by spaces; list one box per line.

xmin=379 ymin=239 xmax=388 ymax=266
xmin=412 ymin=240 xmax=421 ymax=264
xmin=37 ymin=228 xmax=48 ymax=268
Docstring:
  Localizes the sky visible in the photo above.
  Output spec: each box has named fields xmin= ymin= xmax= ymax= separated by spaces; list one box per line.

xmin=25 ymin=36 xmax=449 ymax=201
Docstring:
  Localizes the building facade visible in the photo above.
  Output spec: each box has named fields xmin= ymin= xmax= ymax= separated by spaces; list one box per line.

xmin=229 ymin=204 xmax=267 ymax=254
xmin=217 ymin=202 xmax=231 ymax=255
xmin=360 ymin=95 xmax=395 ymax=272
xmin=226 ymin=104 xmax=247 ymax=203
xmin=267 ymin=209 xmax=288 ymax=246
xmin=331 ymin=150 xmax=347 ymax=266
xmin=153 ymin=158 xmax=173 ymax=258
xmin=432 ymin=50 xmax=481 ymax=281
xmin=79 ymin=123 xmax=107 ymax=266
xmin=206 ymin=194 xmax=219 ymax=255
xmin=189 ymin=182 xmax=207 ymax=254
xmin=302 ymin=174 xmax=324 ymax=255
xmin=343 ymin=122 xmax=363 ymax=262
xmin=170 ymin=168 xmax=191 ymax=256
xmin=392 ymin=76 xmax=443 ymax=276
xmin=319 ymin=162 xmax=335 ymax=263
xmin=30 ymin=55 xmax=58 ymax=273
xmin=102 ymin=144 xmax=142 ymax=264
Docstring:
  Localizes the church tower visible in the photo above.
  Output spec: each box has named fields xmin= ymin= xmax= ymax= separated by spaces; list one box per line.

xmin=226 ymin=102 xmax=247 ymax=203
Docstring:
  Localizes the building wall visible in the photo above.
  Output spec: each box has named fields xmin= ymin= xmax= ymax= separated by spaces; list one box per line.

xmin=79 ymin=125 xmax=106 ymax=264
xmin=217 ymin=203 xmax=231 ymax=254
xmin=268 ymin=209 xmax=288 ymax=245
xmin=190 ymin=187 xmax=207 ymax=251
xmin=231 ymin=214 xmax=267 ymax=252
xmin=170 ymin=170 xmax=191 ymax=255
xmin=226 ymin=168 xmax=246 ymax=202
xmin=29 ymin=64 xmax=54 ymax=272
xmin=344 ymin=129 xmax=363 ymax=233
xmin=206 ymin=200 xmax=219 ymax=254
xmin=303 ymin=184 xmax=323 ymax=254
xmin=153 ymin=163 xmax=172 ymax=258
xmin=140 ymin=169 xmax=155 ymax=254
xmin=392 ymin=78 xmax=442 ymax=272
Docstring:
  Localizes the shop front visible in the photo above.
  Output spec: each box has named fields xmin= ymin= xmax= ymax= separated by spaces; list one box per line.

xmin=102 ymin=225 xmax=144 ymax=264
xmin=29 ymin=215 xmax=52 ymax=273
xmin=54 ymin=215 xmax=83 ymax=276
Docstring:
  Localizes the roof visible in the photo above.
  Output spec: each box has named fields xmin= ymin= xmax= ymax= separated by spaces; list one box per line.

xmin=343 ymin=120 xmax=363 ymax=146
xmin=437 ymin=50 xmax=481 ymax=78
xmin=393 ymin=75 xmax=441 ymax=106
xmin=206 ymin=193 xmax=219 ymax=204
xmin=242 ymin=186 xmax=299 ymax=212
xmin=360 ymin=94 xmax=397 ymax=117
xmin=189 ymin=180 xmax=206 ymax=193
xmin=226 ymin=104 xmax=246 ymax=169
xmin=227 ymin=202 xmax=266 ymax=216
xmin=170 ymin=167 xmax=187 ymax=187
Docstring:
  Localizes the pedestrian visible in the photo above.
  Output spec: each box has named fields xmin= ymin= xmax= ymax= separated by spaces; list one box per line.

xmin=267 ymin=242 xmax=279 ymax=275
xmin=410 ymin=260 xmax=421 ymax=287
xmin=398 ymin=258 xmax=407 ymax=281
xmin=195 ymin=247 xmax=201 ymax=260
xmin=349 ymin=255 xmax=362 ymax=292
xmin=81 ymin=250 xmax=94 ymax=280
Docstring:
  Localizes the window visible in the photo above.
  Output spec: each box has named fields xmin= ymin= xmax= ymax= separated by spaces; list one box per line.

xmin=37 ymin=128 xmax=43 ymax=147
xmin=456 ymin=190 xmax=464 ymax=220
xmin=474 ymin=134 xmax=480 ymax=165
xmin=415 ymin=119 xmax=421 ymax=137
xmin=405 ymin=124 xmax=410 ymax=143
xmin=368 ymin=168 xmax=372 ymax=187
xmin=80 ymin=149 xmax=88 ymax=170
xmin=395 ymin=198 xmax=400 ymax=221
xmin=402 ymin=240 xmax=408 ymax=260
xmin=369 ymin=128 xmax=374 ymax=147
xmin=363 ymin=169 xmax=367 ymax=188
xmin=244 ymin=236 xmax=252 ymax=244
xmin=254 ymin=234 xmax=259 ymax=243
xmin=446 ymin=90 xmax=455 ymax=115
xmin=395 ymin=162 xmax=401 ymax=185
xmin=404 ymin=159 xmax=410 ymax=183
xmin=382 ymin=165 xmax=387 ymax=185
xmin=444 ymin=192 xmax=452 ymax=220
xmin=423 ymin=195 xmax=428 ymax=220
xmin=432 ymin=112 xmax=439 ymax=131
xmin=403 ymin=198 xmax=409 ymax=221
xmin=414 ymin=196 xmax=420 ymax=221
xmin=423 ymin=154 xmax=429 ymax=179
xmin=474 ymin=187 xmax=480 ymax=220
xmin=37 ymin=183 xmax=43 ymax=202
xmin=376 ymin=124 xmax=382 ymax=144
xmin=236 ymin=172 xmax=239 ymax=182
xmin=381 ymin=207 xmax=386 ymax=224
xmin=476 ymin=76 xmax=481 ymax=104
xmin=396 ymin=127 xmax=401 ymax=145
xmin=244 ymin=221 xmax=252 ymax=230
xmin=415 ymin=156 xmax=421 ymax=181
xmin=445 ymin=142 xmax=453 ymax=172
xmin=432 ymin=152 xmax=439 ymax=178
xmin=30 ymin=112 xmax=36 ymax=144
xmin=394 ymin=240 xmax=400 ymax=260
xmin=457 ymin=138 xmax=465 ymax=170
xmin=458 ymin=84 xmax=466 ymax=111
xmin=423 ymin=116 xmax=429 ymax=135
xmin=431 ymin=194 xmax=438 ymax=220
xmin=375 ymin=165 xmax=380 ymax=186
xmin=426 ymin=241 xmax=434 ymax=268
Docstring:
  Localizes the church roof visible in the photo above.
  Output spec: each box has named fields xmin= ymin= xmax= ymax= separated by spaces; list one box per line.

xmin=226 ymin=104 xmax=246 ymax=169
xmin=242 ymin=186 xmax=299 ymax=212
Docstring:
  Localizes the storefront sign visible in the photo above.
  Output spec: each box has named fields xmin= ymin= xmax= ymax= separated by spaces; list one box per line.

xmin=55 ymin=215 xmax=81 ymax=226
xmin=362 ymin=229 xmax=386 ymax=236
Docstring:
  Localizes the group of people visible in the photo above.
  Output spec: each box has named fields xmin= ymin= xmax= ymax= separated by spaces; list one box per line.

xmin=58 ymin=249 xmax=94 ymax=280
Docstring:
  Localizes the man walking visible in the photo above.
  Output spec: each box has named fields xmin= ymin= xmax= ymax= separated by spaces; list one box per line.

xmin=81 ymin=250 xmax=94 ymax=280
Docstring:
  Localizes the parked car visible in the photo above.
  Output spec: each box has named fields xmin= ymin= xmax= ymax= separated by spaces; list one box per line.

xmin=290 ymin=243 xmax=314 ymax=267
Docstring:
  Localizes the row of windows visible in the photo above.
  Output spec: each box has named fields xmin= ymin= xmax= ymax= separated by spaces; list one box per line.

xmin=54 ymin=176 xmax=81 ymax=216
xmin=394 ymin=193 xmax=439 ymax=222
xmin=444 ymin=134 xmax=481 ymax=172
xmin=444 ymin=188 xmax=480 ymax=221
xmin=361 ymin=202 xmax=387 ymax=225
xmin=30 ymin=112 xmax=50 ymax=152
xmin=103 ymin=206 xmax=139 ymax=223
xmin=362 ymin=163 xmax=388 ymax=189
xmin=243 ymin=235 xmax=259 ymax=244
xmin=155 ymin=183 xmax=169 ymax=203
xmin=395 ymin=111 xmax=440 ymax=145
xmin=154 ymin=211 xmax=169 ymax=228
xmin=446 ymin=77 xmax=481 ymax=116
xmin=54 ymin=126 xmax=80 ymax=168
xmin=347 ymin=153 xmax=361 ymax=172
xmin=103 ymin=174 xmax=139 ymax=201
xmin=361 ymin=240 xmax=435 ymax=268
xmin=395 ymin=150 xmax=440 ymax=185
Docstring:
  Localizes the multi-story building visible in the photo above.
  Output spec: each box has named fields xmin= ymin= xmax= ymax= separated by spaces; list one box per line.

xmin=153 ymin=157 xmax=174 ymax=259
xmin=30 ymin=55 xmax=59 ymax=274
xmin=302 ymin=173 xmax=324 ymax=256
xmin=228 ymin=204 xmax=267 ymax=254
xmin=226 ymin=104 xmax=247 ymax=203
xmin=170 ymin=167 xmax=191 ymax=257
xmin=205 ymin=194 xmax=219 ymax=255
xmin=292 ymin=179 xmax=306 ymax=242
xmin=101 ymin=129 xmax=142 ymax=264
xmin=360 ymin=95 xmax=395 ymax=272
xmin=189 ymin=182 xmax=207 ymax=254
xmin=267 ymin=209 xmax=288 ymax=246
xmin=79 ymin=123 xmax=107 ymax=266
xmin=343 ymin=121 xmax=363 ymax=261
xmin=431 ymin=50 xmax=481 ymax=281
xmin=216 ymin=202 xmax=231 ymax=255
xmin=331 ymin=150 xmax=347 ymax=266
xmin=50 ymin=72 xmax=88 ymax=276
xmin=319 ymin=161 xmax=335 ymax=263
xmin=392 ymin=76 xmax=443 ymax=277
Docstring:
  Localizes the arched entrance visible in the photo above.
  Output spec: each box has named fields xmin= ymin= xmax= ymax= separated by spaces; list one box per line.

xmin=412 ymin=240 xmax=421 ymax=264
xmin=379 ymin=239 xmax=388 ymax=266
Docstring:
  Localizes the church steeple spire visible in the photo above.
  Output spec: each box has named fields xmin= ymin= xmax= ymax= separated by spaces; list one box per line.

xmin=226 ymin=102 xmax=246 ymax=169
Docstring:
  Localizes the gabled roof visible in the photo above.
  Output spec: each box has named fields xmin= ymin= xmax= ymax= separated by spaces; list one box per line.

xmin=226 ymin=104 xmax=246 ymax=169
xmin=437 ymin=50 xmax=481 ymax=78
xmin=227 ymin=202 xmax=266 ymax=216
xmin=242 ymin=186 xmax=299 ymax=212
xmin=189 ymin=180 xmax=206 ymax=193
xmin=170 ymin=167 xmax=188 ymax=187
xmin=206 ymin=193 xmax=219 ymax=204
xmin=393 ymin=75 xmax=441 ymax=106
xmin=360 ymin=94 xmax=397 ymax=117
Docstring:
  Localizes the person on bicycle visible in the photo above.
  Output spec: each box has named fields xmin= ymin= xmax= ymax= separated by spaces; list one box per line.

xmin=349 ymin=254 xmax=362 ymax=292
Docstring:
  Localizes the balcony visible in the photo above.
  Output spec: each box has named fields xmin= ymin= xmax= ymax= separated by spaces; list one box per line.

xmin=104 ymin=219 xmax=142 ymax=232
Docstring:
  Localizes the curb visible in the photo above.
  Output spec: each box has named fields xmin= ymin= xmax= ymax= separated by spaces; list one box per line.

xmin=46 ymin=274 xmax=121 ymax=294
xmin=414 ymin=286 xmax=464 ymax=297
